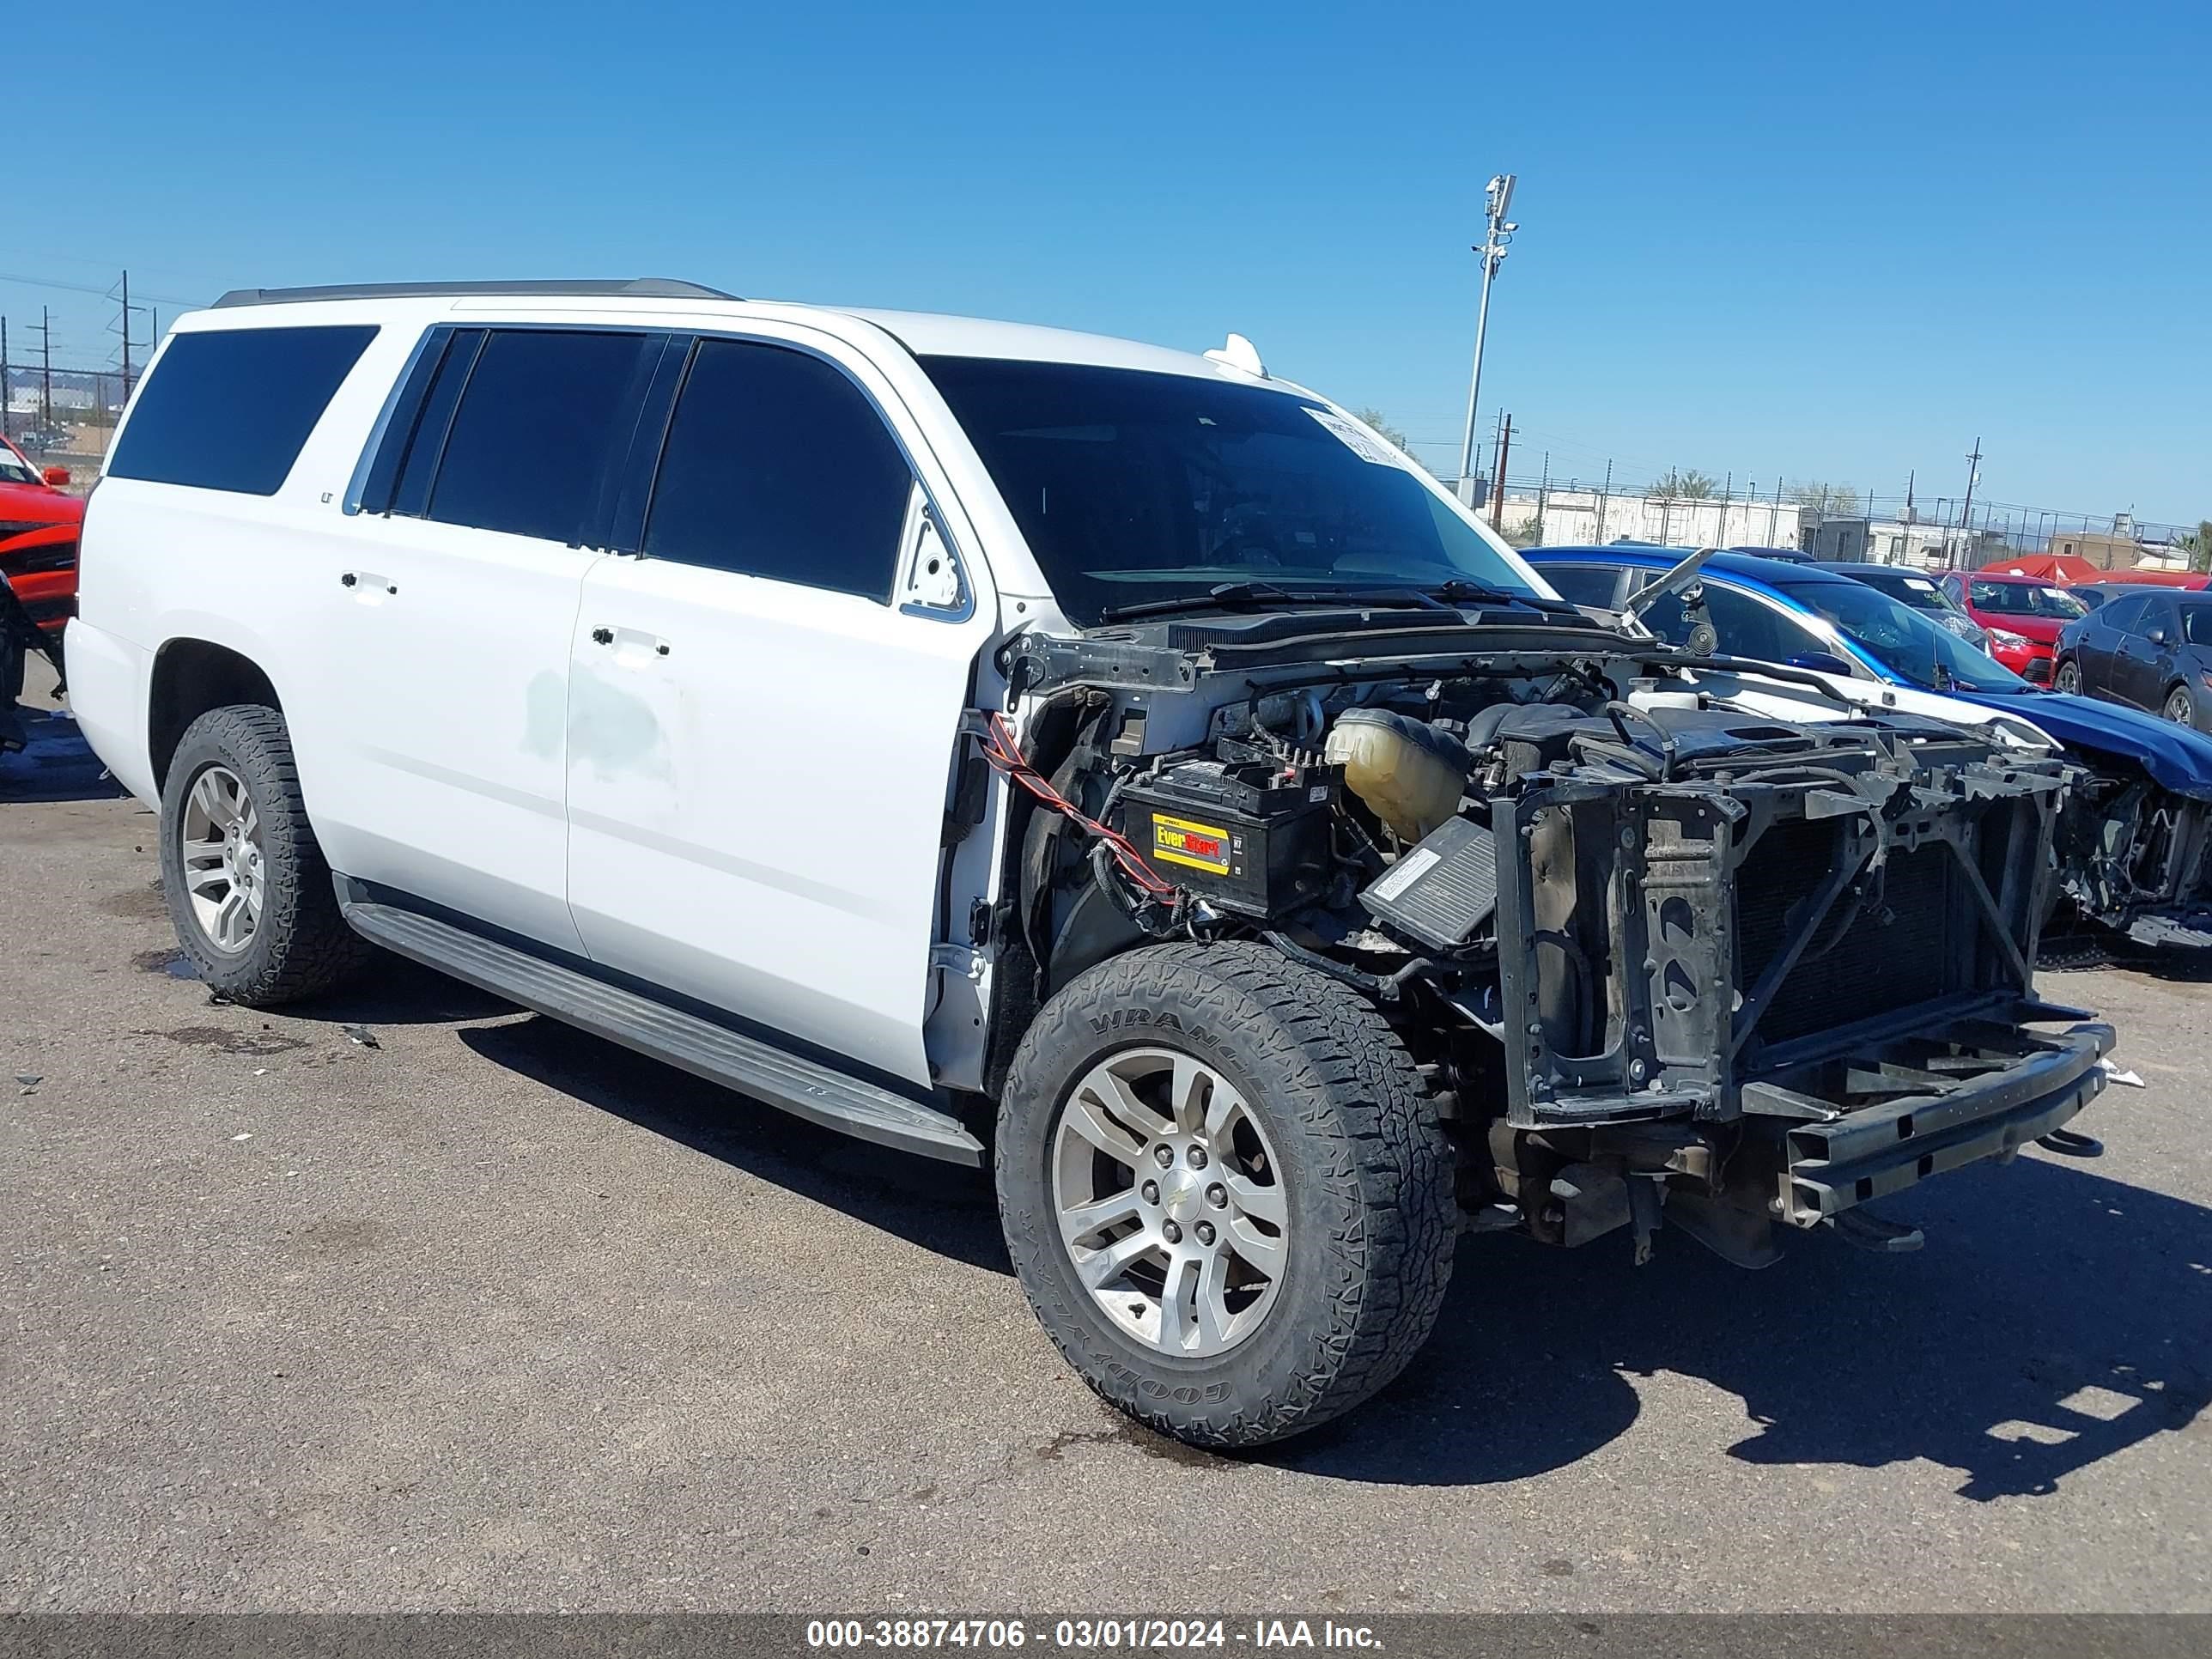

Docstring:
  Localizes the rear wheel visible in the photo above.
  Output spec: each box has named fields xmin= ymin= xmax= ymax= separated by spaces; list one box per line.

xmin=2164 ymin=686 xmax=2195 ymax=726
xmin=159 ymin=705 xmax=369 ymax=1005
xmin=2054 ymin=659 xmax=2081 ymax=695
xmin=996 ymin=942 xmax=1456 ymax=1448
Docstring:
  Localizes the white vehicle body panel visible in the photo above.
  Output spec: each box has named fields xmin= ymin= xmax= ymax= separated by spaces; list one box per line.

xmin=308 ymin=512 xmax=599 ymax=954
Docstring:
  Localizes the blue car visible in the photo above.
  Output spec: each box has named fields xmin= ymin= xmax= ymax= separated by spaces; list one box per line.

xmin=1528 ymin=545 xmax=2212 ymax=945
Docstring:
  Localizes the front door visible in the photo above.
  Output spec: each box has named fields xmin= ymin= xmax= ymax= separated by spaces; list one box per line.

xmin=2112 ymin=596 xmax=2175 ymax=712
xmin=564 ymin=333 xmax=995 ymax=1085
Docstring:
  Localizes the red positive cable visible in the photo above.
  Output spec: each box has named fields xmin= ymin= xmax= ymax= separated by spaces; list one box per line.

xmin=981 ymin=711 xmax=1176 ymax=897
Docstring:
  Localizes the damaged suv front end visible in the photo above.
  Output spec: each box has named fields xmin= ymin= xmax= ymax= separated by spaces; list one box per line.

xmin=927 ymin=347 xmax=2113 ymax=1444
xmin=999 ymin=616 xmax=2111 ymax=1270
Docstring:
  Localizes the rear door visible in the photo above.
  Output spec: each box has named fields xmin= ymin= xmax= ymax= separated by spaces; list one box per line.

xmin=312 ymin=325 xmax=659 ymax=952
xmin=2075 ymin=592 xmax=2142 ymax=694
xmin=564 ymin=331 xmax=995 ymax=1086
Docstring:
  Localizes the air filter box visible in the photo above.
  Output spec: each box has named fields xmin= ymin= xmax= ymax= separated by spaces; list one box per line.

xmin=1113 ymin=757 xmax=1339 ymax=918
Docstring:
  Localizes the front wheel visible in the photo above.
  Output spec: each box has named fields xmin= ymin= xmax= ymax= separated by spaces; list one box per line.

xmin=2165 ymin=687 xmax=2196 ymax=726
xmin=996 ymin=943 xmax=1456 ymax=1448
xmin=2054 ymin=659 xmax=2081 ymax=695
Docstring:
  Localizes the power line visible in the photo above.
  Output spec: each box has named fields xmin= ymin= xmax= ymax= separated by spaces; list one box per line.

xmin=0 ymin=269 xmax=210 ymax=309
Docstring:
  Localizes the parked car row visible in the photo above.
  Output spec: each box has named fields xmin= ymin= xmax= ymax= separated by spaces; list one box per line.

xmin=1528 ymin=545 xmax=2212 ymax=949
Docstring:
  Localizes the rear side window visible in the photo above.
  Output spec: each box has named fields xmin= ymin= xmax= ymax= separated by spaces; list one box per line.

xmin=425 ymin=331 xmax=653 ymax=544
xmin=110 ymin=325 xmax=378 ymax=495
xmin=1535 ymin=564 xmax=1623 ymax=609
xmin=643 ymin=338 xmax=912 ymax=601
xmin=2100 ymin=595 xmax=2149 ymax=634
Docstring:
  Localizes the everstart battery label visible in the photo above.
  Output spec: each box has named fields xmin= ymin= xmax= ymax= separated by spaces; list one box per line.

xmin=1150 ymin=813 xmax=1233 ymax=876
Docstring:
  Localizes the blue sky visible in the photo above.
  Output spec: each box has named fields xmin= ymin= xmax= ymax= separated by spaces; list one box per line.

xmin=9 ymin=1 xmax=2208 ymax=525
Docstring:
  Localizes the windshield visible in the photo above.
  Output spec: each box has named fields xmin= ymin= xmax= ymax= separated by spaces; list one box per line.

xmin=921 ymin=356 xmax=1541 ymax=625
xmin=0 ymin=438 xmax=39 ymax=487
xmin=1776 ymin=579 xmax=2029 ymax=692
xmin=1967 ymin=578 xmax=2087 ymax=619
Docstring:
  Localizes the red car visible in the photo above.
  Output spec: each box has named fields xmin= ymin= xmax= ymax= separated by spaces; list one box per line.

xmin=0 ymin=432 xmax=83 ymax=641
xmin=1939 ymin=569 xmax=2090 ymax=684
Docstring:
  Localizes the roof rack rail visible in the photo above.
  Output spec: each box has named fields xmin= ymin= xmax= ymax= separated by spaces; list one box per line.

xmin=210 ymin=278 xmax=741 ymax=308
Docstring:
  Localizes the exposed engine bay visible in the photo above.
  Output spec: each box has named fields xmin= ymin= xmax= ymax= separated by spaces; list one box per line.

xmin=982 ymin=609 xmax=2113 ymax=1267
xmin=2049 ymin=757 xmax=2212 ymax=950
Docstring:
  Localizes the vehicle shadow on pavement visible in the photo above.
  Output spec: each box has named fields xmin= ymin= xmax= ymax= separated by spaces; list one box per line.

xmin=1275 ymin=1154 xmax=2212 ymax=1498
xmin=2084 ymin=948 xmax=2212 ymax=986
xmin=283 ymin=953 xmax=518 ymax=1026
xmin=457 ymin=1015 xmax=1011 ymax=1276
xmin=0 ymin=706 xmax=125 ymax=803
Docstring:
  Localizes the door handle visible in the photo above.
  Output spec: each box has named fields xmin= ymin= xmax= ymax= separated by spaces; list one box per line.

xmin=341 ymin=570 xmax=398 ymax=599
xmin=591 ymin=625 xmax=672 ymax=660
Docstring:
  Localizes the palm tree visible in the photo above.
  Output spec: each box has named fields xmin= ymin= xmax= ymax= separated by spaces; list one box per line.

xmin=1651 ymin=468 xmax=1717 ymax=499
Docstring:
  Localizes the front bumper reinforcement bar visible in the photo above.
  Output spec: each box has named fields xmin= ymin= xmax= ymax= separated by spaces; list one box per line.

xmin=1781 ymin=1023 xmax=2114 ymax=1225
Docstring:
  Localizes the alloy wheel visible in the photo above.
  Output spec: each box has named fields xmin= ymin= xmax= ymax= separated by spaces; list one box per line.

xmin=1051 ymin=1046 xmax=1289 ymax=1358
xmin=177 ymin=763 xmax=265 ymax=953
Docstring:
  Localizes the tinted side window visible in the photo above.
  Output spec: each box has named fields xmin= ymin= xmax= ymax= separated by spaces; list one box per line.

xmin=2102 ymin=595 xmax=2149 ymax=634
xmin=1537 ymin=564 xmax=1624 ymax=608
xmin=644 ymin=339 xmax=912 ymax=601
xmin=427 ymin=331 xmax=652 ymax=544
xmin=111 ymin=325 xmax=378 ymax=495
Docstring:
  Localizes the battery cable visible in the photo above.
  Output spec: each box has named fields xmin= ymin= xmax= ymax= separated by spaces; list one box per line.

xmin=980 ymin=711 xmax=1176 ymax=898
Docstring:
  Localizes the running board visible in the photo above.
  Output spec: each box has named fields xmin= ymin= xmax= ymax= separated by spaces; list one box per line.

xmin=340 ymin=899 xmax=985 ymax=1165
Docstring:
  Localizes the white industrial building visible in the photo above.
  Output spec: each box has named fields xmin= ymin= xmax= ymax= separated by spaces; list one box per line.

xmin=1495 ymin=489 xmax=1813 ymax=551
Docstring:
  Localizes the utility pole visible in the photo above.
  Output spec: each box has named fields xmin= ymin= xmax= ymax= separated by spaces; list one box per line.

xmin=1596 ymin=459 xmax=1613 ymax=542
xmin=119 ymin=269 xmax=132 ymax=394
xmin=1904 ymin=469 xmax=1916 ymax=525
xmin=1955 ymin=437 xmax=1983 ymax=568
xmin=1535 ymin=451 xmax=1550 ymax=543
xmin=1455 ymin=173 xmax=1518 ymax=505
xmin=39 ymin=307 xmax=52 ymax=431
xmin=1488 ymin=412 xmax=1513 ymax=531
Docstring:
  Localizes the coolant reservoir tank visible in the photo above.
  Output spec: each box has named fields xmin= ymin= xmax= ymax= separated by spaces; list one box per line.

xmin=1323 ymin=709 xmax=1474 ymax=842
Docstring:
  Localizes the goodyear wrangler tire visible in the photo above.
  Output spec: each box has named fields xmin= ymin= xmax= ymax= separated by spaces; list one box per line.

xmin=158 ymin=705 xmax=369 ymax=1006
xmin=996 ymin=941 xmax=1456 ymax=1448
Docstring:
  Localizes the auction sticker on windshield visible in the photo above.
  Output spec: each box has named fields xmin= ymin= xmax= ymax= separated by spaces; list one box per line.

xmin=1305 ymin=408 xmax=1401 ymax=465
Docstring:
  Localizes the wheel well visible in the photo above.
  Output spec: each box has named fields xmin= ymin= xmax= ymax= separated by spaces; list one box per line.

xmin=148 ymin=640 xmax=281 ymax=790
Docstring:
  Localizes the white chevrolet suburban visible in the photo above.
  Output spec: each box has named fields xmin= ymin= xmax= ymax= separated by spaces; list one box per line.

xmin=73 ymin=280 xmax=2112 ymax=1446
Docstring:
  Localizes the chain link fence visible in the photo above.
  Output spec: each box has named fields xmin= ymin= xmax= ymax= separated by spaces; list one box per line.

xmin=1455 ymin=469 xmax=2201 ymax=572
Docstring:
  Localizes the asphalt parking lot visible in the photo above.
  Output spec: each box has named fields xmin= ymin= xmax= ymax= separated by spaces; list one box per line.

xmin=3 ymin=660 xmax=2209 ymax=1614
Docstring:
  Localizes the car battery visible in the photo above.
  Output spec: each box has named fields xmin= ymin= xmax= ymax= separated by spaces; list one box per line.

xmin=1112 ymin=757 xmax=1339 ymax=918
